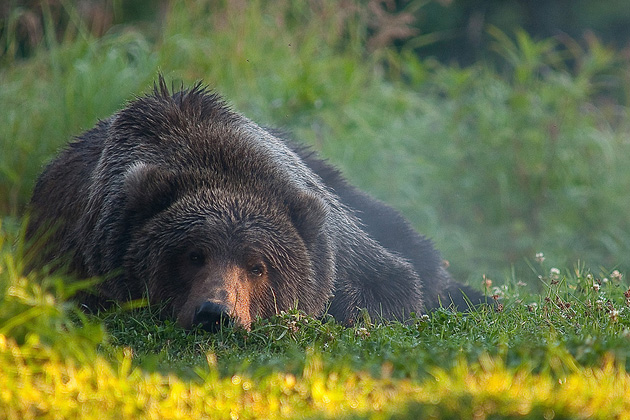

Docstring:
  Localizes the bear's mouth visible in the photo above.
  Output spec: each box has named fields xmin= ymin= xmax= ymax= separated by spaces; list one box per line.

xmin=192 ymin=301 xmax=232 ymax=332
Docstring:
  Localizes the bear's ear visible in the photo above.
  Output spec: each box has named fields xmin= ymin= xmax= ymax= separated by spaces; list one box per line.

xmin=286 ymin=191 xmax=329 ymax=244
xmin=123 ymin=162 xmax=181 ymax=225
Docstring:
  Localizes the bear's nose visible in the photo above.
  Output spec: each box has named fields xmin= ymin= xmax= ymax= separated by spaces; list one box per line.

xmin=193 ymin=301 xmax=231 ymax=333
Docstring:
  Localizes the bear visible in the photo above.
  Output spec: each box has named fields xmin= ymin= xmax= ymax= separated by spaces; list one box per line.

xmin=26 ymin=76 xmax=484 ymax=332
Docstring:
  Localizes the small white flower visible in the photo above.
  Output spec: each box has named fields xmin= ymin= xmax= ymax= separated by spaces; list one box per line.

xmin=610 ymin=309 xmax=620 ymax=322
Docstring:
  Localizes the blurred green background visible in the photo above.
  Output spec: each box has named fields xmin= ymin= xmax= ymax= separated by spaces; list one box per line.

xmin=1 ymin=0 xmax=629 ymax=287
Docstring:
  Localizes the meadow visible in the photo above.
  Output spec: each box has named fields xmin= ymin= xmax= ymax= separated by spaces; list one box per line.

xmin=2 ymin=1 xmax=630 ymax=418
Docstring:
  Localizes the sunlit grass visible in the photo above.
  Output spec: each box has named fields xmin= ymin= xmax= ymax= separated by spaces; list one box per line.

xmin=2 ymin=334 xmax=630 ymax=419
xmin=3 ymin=215 xmax=630 ymax=417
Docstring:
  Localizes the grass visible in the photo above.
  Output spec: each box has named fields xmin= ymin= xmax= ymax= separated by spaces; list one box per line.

xmin=2 ymin=0 xmax=630 ymax=418
xmin=4 ymin=334 xmax=630 ymax=419
xmin=4 ymin=219 xmax=630 ymax=418
xmin=100 ymin=262 xmax=630 ymax=381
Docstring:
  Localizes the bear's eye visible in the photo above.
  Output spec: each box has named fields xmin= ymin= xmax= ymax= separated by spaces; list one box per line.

xmin=248 ymin=262 xmax=266 ymax=277
xmin=188 ymin=250 xmax=205 ymax=265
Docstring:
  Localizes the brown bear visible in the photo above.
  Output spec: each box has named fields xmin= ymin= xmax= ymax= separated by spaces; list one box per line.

xmin=27 ymin=76 xmax=484 ymax=331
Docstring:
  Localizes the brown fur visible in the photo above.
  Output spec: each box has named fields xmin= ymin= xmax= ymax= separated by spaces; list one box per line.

xmin=27 ymin=77 xmax=484 ymax=330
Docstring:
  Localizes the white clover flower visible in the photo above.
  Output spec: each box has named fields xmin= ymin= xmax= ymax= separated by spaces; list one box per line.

xmin=610 ymin=309 xmax=620 ymax=322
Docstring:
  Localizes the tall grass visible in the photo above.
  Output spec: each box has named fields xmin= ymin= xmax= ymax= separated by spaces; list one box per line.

xmin=0 ymin=221 xmax=103 ymax=362
xmin=3 ymin=1 xmax=629 ymax=283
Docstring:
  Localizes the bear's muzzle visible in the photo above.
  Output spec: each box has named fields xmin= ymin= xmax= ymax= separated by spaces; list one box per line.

xmin=193 ymin=301 xmax=231 ymax=332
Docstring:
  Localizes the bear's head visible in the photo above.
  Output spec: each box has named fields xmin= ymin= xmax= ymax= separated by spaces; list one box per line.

xmin=120 ymin=162 xmax=333 ymax=331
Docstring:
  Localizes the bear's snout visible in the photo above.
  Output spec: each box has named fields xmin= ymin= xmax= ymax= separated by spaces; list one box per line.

xmin=193 ymin=301 xmax=231 ymax=332
xmin=178 ymin=262 xmax=257 ymax=331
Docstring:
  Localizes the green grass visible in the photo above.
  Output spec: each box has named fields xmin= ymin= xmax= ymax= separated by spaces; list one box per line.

xmin=4 ymin=219 xmax=630 ymax=418
xmin=2 ymin=1 xmax=630 ymax=418
xmin=97 ymin=261 xmax=630 ymax=381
